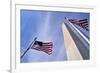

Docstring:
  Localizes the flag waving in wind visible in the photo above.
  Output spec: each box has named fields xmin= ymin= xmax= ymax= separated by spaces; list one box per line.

xmin=69 ymin=19 xmax=89 ymax=31
xmin=31 ymin=41 xmax=53 ymax=55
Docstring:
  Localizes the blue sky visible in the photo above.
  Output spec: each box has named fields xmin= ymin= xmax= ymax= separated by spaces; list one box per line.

xmin=20 ymin=10 xmax=89 ymax=63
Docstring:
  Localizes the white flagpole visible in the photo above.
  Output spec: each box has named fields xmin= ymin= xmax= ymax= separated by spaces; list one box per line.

xmin=21 ymin=37 xmax=37 ymax=59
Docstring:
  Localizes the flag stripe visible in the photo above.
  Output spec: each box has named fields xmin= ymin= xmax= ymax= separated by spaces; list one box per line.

xmin=42 ymin=46 xmax=53 ymax=48
xmin=42 ymin=48 xmax=52 ymax=52
xmin=42 ymin=44 xmax=53 ymax=46
xmin=71 ymin=20 xmax=88 ymax=24
xmin=42 ymin=43 xmax=53 ymax=46
xmin=79 ymin=19 xmax=87 ymax=22
xmin=69 ymin=19 xmax=87 ymax=22
xmin=42 ymin=43 xmax=53 ymax=45
xmin=43 ymin=42 xmax=52 ymax=44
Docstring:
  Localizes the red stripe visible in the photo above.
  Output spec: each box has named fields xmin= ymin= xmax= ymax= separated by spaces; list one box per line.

xmin=43 ymin=42 xmax=53 ymax=44
xmin=43 ymin=44 xmax=53 ymax=46
xmin=41 ymin=45 xmax=53 ymax=47
xmin=42 ymin=45 xmax=53 ymax=47
xmin=70 ymin=19 xmax=87 ymax=24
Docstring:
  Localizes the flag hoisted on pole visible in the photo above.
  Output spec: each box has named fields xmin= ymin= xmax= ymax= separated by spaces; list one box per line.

xmin=21 ymin=37 xmax=53 ymax=59
xmin=31 ymin=41 xmax=53 ymax=55
xmin=69 ymin=19 xmax=89 ymax=31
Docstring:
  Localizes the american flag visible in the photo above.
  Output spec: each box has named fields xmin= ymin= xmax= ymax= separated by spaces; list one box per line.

xmin=31 ymin=41 xmax=53 ymax=55
xmin=69 ymin=19 xmax=89 ymax=31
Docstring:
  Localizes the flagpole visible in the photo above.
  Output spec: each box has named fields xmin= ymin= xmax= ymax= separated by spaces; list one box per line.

xmin=21 ymin=37 xmax=37 ymax=59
